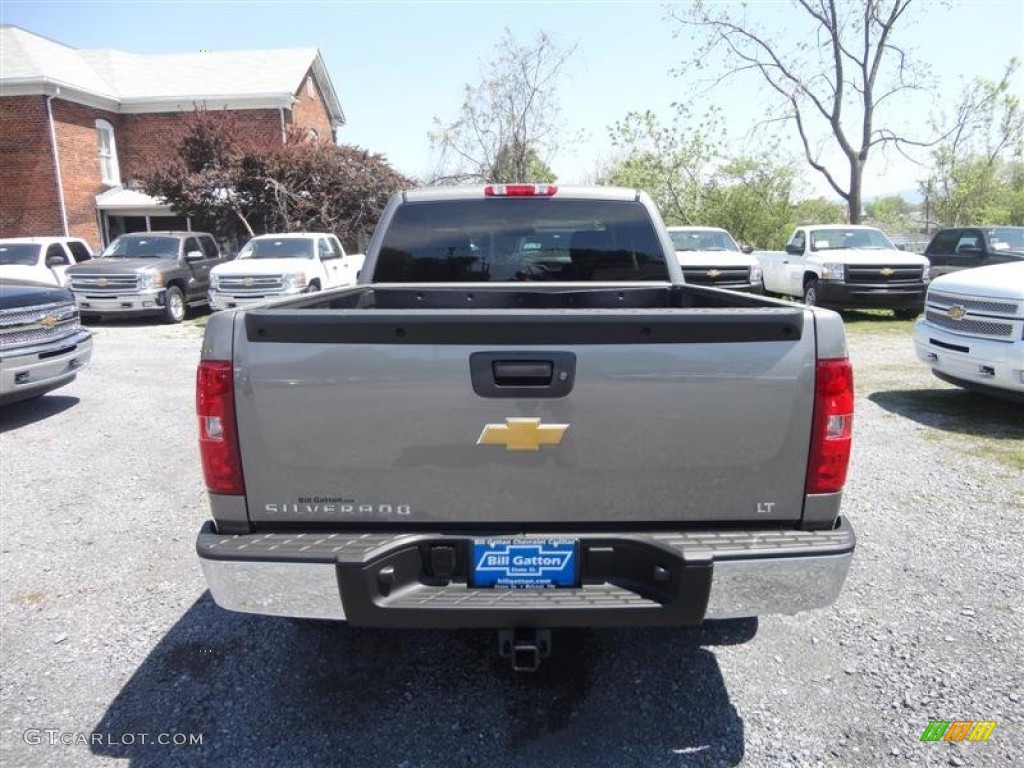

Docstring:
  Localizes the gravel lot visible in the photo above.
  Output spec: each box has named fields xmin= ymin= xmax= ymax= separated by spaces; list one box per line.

xmin=1 ymin=312 xmax=1021 ymax=767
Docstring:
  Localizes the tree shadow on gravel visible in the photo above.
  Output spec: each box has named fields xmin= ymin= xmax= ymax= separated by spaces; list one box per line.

xmin=0 ymin=394 xmax=79 ymax=432
xmin=869 ymin=388 xmax=1024 ymax=439
xmin=91 ymin=594 xmax=751 ymax=768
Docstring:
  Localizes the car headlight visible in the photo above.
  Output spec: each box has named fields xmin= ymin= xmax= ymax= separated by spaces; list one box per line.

xmin=821 ymin=263 xmax=845 ymax=281
xmin=282 ymin=272 xmax=308 ymax=290
xmin=210 ymin=274 xmax=220 ymax=290
xmin=749 ymin=264 xmax=763 ymax=283
xmin=139 ymin=272 xmax=164 ymax=289
xmin=922 ymin=264 xmax=930 ymax=280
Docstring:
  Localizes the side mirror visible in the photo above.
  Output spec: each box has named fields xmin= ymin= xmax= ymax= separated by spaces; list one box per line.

xmin=186 ymin=250 xmax=204 ymax=261
xmin=896 ymin=243 xmax=906 ymax=251
xmin=785 ymin=243 xmax=803 ymax=255
xmin=46 ymin=255 xmax=66 ymax=268
xmin=741 ymin=245 xmax=754 ymax=254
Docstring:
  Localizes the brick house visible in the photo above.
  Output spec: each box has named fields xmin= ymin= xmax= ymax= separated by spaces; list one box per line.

xmin=0 ymin=25 xmax=345 ymax=249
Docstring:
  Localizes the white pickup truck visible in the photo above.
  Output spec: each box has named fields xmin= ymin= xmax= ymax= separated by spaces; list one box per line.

xmin=757 ymin=224 xmax=930 ymax=318
xmin=667 ymin=226 xmax=763 ymax=293
xmin=913 ymin=262 xmax=1024 ymax=401
xmin=208 ymin=233 xmax=364 ymax=310
xmin=0 ymin=237 xmax=95 ymax=287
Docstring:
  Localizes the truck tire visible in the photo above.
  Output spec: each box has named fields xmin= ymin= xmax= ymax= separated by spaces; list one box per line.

xmin=305 ymin=281 xmax=321 ymax=293
xmin=803 ymin=277 xmax=819 ymax=307
xmin=163 ymin=286 xmax=186 ymax=324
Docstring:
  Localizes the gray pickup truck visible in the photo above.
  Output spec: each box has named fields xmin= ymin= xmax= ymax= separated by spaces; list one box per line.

xmin=66 ymin=231 xmax=226 ymax=323
xmin=195 ymin=185 xmax=856 ymax=669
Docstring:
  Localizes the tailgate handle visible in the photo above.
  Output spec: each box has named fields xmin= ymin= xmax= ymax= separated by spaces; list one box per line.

xmin=470 ymin=351 xmax=576 ymax=398
xmin=492 ymin=360 xmax=553 ymax=386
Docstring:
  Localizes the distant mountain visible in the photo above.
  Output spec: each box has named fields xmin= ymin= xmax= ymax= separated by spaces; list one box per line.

xmin=866 ymin=188 xmax=924 ymax=205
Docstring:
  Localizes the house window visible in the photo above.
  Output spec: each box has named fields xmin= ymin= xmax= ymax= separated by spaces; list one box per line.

xmin=95 ymin=119 xmax=120 ymax=186
xmin=308 ymin=128 xmax=319 ymax=144
xmin=307 ymin=77 xmax=314 ymax=99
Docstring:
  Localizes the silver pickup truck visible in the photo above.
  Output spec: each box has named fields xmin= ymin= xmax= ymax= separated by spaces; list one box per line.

xmin=195 ymin=185 xmax=856 ymax=669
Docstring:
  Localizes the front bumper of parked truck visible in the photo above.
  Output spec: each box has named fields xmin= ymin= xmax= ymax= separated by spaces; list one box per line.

xmin=0 ymin=329 xmax=93 ymax=405
xmin=818 ymin=280 xmax=926 ymax=310
xmin=196 ymin=518 xmax=855 ymax=627
xmin=75 ymin=288 xmax=167 ymax=314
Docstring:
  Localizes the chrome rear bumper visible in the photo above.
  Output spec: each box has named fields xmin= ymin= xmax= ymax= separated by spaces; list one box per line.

xmin=198 ymin=519 xmax=855 ymax=625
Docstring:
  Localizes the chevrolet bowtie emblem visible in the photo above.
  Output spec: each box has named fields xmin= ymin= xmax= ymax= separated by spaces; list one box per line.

xmin=947 ymin=305 xmax=967 ymax=320
xmin=40 ymin=314 xmax=58 ymax=328
xmin=477 ymin=418 xmax=569 ymax=451
xmin=880 ymin=267 xmax=895 ymax=277
xmin=97 ymin=277 xmax=107 ymax=286
xmin=243 ymin=277 xmax=254 ymax=287
xmin=706 ymin=269 xmax=722 ymax=278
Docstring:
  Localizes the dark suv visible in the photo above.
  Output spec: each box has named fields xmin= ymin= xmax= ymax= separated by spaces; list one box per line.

xmin=65 ymin=231 xmax=227 ymax=323
xmin=924 ymin=226 xmax=1024 ymax=279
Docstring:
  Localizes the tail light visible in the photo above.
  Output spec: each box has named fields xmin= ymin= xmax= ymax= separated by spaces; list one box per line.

xmin=197 ymin=360 xmax=244 ymax=495
xmin=805 ymin=358 xmax=854 ymax=494
xmin=484 ymin=184 xmax=558 ymax=197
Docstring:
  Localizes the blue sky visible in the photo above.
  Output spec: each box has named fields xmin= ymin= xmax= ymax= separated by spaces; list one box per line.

xmin=4 ymin=0 xmax=1023 ymax=200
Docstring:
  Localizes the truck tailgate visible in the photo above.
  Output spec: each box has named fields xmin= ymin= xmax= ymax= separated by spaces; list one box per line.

xmin=233 ymin=307 xmax=816 ymax=526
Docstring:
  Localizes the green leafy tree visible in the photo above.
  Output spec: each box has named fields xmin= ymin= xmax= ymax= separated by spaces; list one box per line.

xmin=864 ymin=195 xmax=914 ymax=232
xmin=700 ymin=154 xmax=798 ymax=249
xmin=790 ymin=198 xmax=847 ymax=227
xmin=599 ymin=106 xmax=723 ymax=224
xmin=491 ymin=144 xmax=557 ymax=183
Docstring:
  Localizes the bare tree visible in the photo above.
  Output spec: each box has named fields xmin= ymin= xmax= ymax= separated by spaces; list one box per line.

xmin=429 ymin=29 xmax=577 ymax=184
xmin=673 ymin=0 xmax=930 ymax=223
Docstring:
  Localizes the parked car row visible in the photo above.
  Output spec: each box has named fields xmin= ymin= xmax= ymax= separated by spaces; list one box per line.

xmin=0 ymin=231 xmax=365 ymax=326
xmin=0 ymin=230 xmax=362 ymax=406
xmin=3 ymin=220 xmax=1021 ymax=405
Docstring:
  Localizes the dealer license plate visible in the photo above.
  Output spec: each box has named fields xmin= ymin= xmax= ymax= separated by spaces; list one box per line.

xmin=471 ymin=538 xmax=579 ymax=589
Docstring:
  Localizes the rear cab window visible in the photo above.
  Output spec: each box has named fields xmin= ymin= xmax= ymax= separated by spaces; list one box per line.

xmin=669 ymin=230 xmax=739 ymax=252
xmin=67 ymin=241 xmax=93 ymax=263
xmin=926 ymin=230 xmax=960 ymax=263
xmin=199 ymin=236 xmax=219 ymax=260
xmin=374 ymin=199 xmax=669 ymax=282
xmin=45 ymin=243 xmax=71 ymax=266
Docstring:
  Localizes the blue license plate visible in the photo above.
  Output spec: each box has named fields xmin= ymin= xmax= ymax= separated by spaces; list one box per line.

xmin=472 ymin=538 xmax=579 ymax=589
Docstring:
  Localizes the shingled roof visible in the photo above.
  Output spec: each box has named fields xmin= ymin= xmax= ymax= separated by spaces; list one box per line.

xmin=0 ymin=25 xmax=345 ymax=127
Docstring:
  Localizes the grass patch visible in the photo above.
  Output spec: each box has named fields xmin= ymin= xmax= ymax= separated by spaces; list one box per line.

xmin=869 ymin=387 xmax=1024 ymax=471
xmin=841 ymin=309 xmax=916 ymax=336
xmin=184 ymin=314 xmax=209 ymax=330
